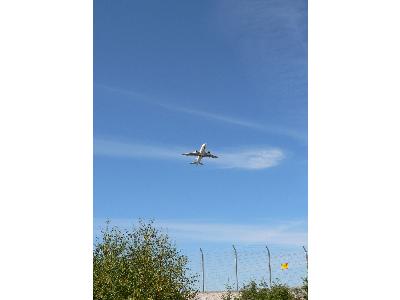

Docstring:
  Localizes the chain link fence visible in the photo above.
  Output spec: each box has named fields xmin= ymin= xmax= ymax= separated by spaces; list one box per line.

xmin=186 ymin=245 xmax=308 ymax=292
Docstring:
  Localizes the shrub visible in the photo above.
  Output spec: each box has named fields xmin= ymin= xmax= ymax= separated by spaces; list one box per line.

xmin=221 ymin=283 xmax=239 ymax=300
xmin=223 ymin=280 xmax=294 ymax=300
xmin=266 ymin=283 xmax=295 ymax=300
xmin=301 ymin=277 xmax=308 ymax=300
xmin=93 ymin=220 xmax=198 ymax=300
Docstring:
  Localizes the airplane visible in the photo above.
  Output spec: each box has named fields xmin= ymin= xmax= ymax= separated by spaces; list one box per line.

xmin=182 ymin=143 xmax=218 ymax=165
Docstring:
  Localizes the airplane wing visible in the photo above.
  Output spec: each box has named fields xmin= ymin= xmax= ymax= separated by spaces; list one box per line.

xmin=182 ymin=151 xmax=200 ymax=156
xmin=203 ymin=151 xmax=218 ymax=158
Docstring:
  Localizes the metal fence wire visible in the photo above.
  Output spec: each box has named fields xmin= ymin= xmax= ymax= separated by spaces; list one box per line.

xmin=186 ymin=245 xmax=308 ymax=292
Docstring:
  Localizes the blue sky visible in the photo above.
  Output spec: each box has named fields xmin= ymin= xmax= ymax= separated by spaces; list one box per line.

xmin=94 ymin=0 xmax=307 ymax=253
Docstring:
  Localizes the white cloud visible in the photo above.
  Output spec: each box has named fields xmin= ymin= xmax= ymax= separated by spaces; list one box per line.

xmin=94 ymin=138 xmax=284 ymax=170
xmin=160 ymin=221 xmax=307 ymax=245
xmin=94 ymin=218 xmax=307 ymax=246
xmin=94 ymin=138 xmax=181 ymax=160
xmin=159 ymin=104 xmax=266 ymax=130
xmin=212 ymin=148 xmax=284 ymax=170
xmin=97 ymin=85 xmax=306 ymax=141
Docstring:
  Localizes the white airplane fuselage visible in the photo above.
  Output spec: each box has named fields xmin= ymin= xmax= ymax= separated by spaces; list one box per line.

xmin=194 ymin=143 xmax=207 ymax=164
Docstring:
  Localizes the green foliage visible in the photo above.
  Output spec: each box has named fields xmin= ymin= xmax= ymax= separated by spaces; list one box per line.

xmin=93 ymin=220 xmax=198 ymax=300
xmin=266 ymin=283 xmax=295 ymax=300
xmin=291 ymin=277 xmax=308 ymax=300
xmin=302 ymin=277 xmax=308 ymax=299
xmin=223 ymin=280 xmax=295 ymax=300
xmin=301 ymin=277 xmax=308 ymax=300
xmin=221 ymin=283 xmax=239 ymax=300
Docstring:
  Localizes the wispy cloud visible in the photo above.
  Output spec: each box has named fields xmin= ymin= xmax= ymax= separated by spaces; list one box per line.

xmin=160 ymin=221 xmax=306 ymax=245
xmin=94 ymin=138 xmax=284 ymax=170
xmin=218 ymin=0 xmax=308 ymax=54
xmin=97 ymin=85 xmax=306 ymax=141
xmin=212 ymin=148 xmax=284 ymax=170
xmin=94 ymin=138 xmax=182 ymax=160
xmin=160 ymin=104 xmax=304 ymax=140
xmin=94 ymin=218 xmax=307 ymax=245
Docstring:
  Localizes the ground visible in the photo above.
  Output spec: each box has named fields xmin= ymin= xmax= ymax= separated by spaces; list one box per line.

xmin=196 ymin=292 xmax=239 ymax=300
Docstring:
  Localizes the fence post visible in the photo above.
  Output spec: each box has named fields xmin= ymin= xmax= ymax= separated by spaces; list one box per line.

xmin=232 ymin=245 xmax=238 ymax=291
xmin=200 ymin=248 xmax=205 ymax=292
xmin=302 ymin=245 xmax=308 ymax=270
xmin=266 ymin=244 xmax=272 ymax=287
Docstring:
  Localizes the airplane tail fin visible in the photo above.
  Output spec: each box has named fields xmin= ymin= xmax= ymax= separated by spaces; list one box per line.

xmin=190 ymin=161 xmax=203 ymax=165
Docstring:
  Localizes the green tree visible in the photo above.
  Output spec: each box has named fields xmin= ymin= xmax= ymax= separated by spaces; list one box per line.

xmin=93 ymin=220 xmax=198 ymax=300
